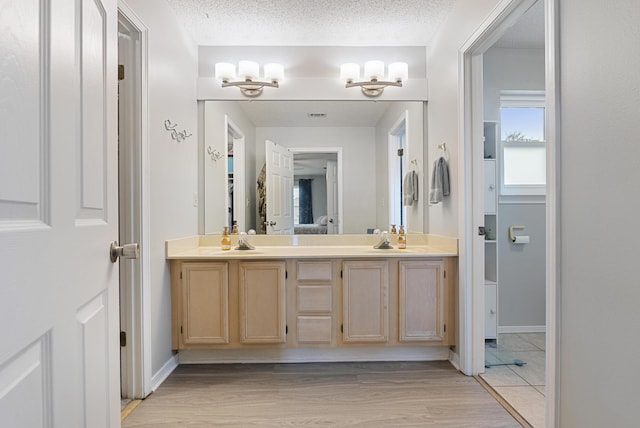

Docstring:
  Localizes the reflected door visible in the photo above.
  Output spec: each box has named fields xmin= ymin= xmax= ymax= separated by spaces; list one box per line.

xmin=265 ymin=140 xmax=294 ymax=234
xmin=326 ymin=160 xmax=339 ymax=234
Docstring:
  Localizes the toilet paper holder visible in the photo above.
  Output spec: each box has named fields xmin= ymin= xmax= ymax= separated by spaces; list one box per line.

xmin=509 ymin=225 xmax=525 ymax=242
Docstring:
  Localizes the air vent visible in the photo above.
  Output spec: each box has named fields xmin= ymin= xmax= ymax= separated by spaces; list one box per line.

xmin=307 ymin=113 xmax=327 ymax=118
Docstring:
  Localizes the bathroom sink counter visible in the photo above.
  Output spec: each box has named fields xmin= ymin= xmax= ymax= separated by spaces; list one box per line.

xmin=167 ymin=233 xmax=458 ymax=362
xmin=166 ymin=234 xmax=458 ymax=260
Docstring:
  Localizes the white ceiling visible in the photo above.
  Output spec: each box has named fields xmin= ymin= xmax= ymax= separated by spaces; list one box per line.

xmin=165 ymin=0 xmax=457 ymax=46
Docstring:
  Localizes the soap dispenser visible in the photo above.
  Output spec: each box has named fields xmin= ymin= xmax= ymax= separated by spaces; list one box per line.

xmin=390 ymin=224 xmax=397 ymax=245
xmin=397 ymin=225 xmax=407 ymax=249
xmin=221 ymin=226 xmax=231 ymax=251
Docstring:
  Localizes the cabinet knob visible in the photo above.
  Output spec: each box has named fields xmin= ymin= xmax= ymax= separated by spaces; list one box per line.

xmin=490 ymin=309 xmax=496 ymax=315
xmin=488 ymin=184 xmax=495 ymax=190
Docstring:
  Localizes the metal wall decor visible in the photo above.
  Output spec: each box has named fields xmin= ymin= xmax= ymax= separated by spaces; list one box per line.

xmin=164 ymin=119 xmax=192 ymax=142
xmin=207 ymin=146 xmax=223 ymax=161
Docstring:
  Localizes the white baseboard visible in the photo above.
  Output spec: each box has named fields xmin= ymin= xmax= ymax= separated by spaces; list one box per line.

xmin=448 ymin=349 xmax=461 ymax=371
xmin=178 ymin=346 xmax=450 ymax=364
xmin=498 ymin=325 xmax=546 ymax=334
xmin=150 ymin=353 xmax=179 ymax=392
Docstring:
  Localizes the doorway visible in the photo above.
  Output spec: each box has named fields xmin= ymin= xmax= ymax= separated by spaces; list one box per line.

xmin=225 ymin=117 xmax=246 ymax=232
xmin=388 ymin=113 xmax=408 ymax=230
xmin=118 ymin=4 xmax=151 ymax=401
xmin=459 ymin=0 xmax=557 ymax=426
xmin=291 ymin=148 xmax=343 ymax=234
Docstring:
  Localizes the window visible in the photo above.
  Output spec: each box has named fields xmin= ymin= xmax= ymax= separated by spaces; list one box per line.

xmin=500 ymin=91 xmax=546 ymax=196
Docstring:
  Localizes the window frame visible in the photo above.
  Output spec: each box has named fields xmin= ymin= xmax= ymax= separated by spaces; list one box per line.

xmin=499 ymin=91 xmax=546 ymax=198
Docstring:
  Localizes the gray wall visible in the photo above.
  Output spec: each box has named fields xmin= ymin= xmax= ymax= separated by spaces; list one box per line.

xmin=558 ymin=1 xmax=640 ymax=426
xmin=498 ymin=204 xmax=545 ymax=327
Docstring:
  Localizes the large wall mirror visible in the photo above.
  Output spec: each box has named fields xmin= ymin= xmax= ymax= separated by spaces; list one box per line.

xmin=201 ymin=100 xmax=426 ymax=235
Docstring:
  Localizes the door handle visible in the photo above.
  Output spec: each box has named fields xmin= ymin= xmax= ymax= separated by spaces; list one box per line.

xmin=264 ymin=221 xmax=276 ymax=227
xmin=110 ymin=241 xmax=139 ymax=263
xmin=329 ymin=218 xmax=334 ymax=223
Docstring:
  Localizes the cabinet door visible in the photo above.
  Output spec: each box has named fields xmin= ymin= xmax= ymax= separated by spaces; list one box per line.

xmin=484 ymin=160 xmax=496 ymax=214
xmin=239 ymin=261 xmax=287 ymax=343
xmin=342 ymin=261 xmax=389 ymax=343
xmin=399 ymin=260 xmax=445 ymax=342
xmin=181 ymin=262 xmax=229 ymax=346
xmin=485 ymin=282 xmax=498 ymax=340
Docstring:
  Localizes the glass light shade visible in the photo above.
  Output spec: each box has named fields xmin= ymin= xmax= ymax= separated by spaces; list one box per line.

xmin=238 ymin=60 xmax=259 ymax=80
xmin=364 ymin=60 xmax=385 ymax=80
xmin=388 ymin=62 xmax=409 ymax=82
xmin=215 ymin=62 xmax=236 ymax=81
xmin=340 ymin=63 xmax=360 ymax=82
xmin=264 ymin=63 xmax=284 ymax=82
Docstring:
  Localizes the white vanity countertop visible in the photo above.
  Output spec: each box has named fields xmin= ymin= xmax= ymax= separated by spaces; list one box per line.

xmin=166 ymin=234 xmax=458 ymax=260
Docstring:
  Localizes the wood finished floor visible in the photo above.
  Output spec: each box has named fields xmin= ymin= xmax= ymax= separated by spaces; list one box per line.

xmin=123 ymin=361 xmax=522 ymax=427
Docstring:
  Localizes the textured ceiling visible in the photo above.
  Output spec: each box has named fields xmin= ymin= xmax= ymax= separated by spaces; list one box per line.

xmin=165 ymin=0 xmax=457 ymax=46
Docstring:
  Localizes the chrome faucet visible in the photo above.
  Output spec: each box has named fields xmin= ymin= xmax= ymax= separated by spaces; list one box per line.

xmin=374 ymin=231 xmax=393 ymax=249
xmin=235 ymin=232 xmax=255 ymax=250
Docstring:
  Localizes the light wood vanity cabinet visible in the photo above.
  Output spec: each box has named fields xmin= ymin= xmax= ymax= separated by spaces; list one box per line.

xmin=176 ymin=262 xmax=229 ymax=347
xmin=399 ymin=260 xmax=446 ymax=342
xmin=290 ymin=261 xmax=337 ymax=346
xmin=238 ymin=261 xmax=286 ymax=344
xmin=171 ymin=257 xmax=455 ymax=351
xmin=342 ymin=261 xmax=389 ymax=343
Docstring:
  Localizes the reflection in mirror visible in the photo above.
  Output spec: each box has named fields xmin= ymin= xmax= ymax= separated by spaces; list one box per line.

xmin=293 ymin=152 xmax=338 ymax=235
xmin=202 ymin=100 xmax=426 ymax=235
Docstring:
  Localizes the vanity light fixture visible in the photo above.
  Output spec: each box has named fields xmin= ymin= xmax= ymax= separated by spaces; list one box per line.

xmin=214 ymin=60 xmax=284 ymax=97
xmin=340 ymin=61 xmax=408 ymax=97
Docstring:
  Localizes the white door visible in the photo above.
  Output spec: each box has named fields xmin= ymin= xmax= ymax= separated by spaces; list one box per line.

xmin=265 ymin=140 xmax=293 ymax=234
xmin=326 ymin=159 xmax=339 ymax=234
xmin=0 ymin=1 xmax=121 ymax=427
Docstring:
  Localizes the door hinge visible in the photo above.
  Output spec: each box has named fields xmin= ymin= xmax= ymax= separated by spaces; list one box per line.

xmin=120 ymin=331 xmax=127 ymax=347
xmin=180 ymin=325 xmax=183 ymax=334
xmin=340 ymin=270 xmax=343 ymax=278
xmin=285 ymin=271 xmax=288 ymax=280
xmin=444 ymin=270 xmax=446 ymax=279
xmin=340 ymin=324 xmax=343 ymax=333
xmin=118 ymin=64 xmax=125 ymax=81
xmin=285 ymin=325 xmax=288 ymax=334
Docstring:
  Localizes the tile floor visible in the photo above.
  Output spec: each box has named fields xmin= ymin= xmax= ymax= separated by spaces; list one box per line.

xmin=481 ymin=333 xmax=546 ymax=428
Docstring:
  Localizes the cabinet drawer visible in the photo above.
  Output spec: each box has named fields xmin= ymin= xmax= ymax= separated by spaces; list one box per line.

xmin=296 ymin=261 xmax=332 ymax=281
xmin=297 ymin=316 xmax=332 ymax=344
xmin=297 ymin=285 xmax=332 ymax=312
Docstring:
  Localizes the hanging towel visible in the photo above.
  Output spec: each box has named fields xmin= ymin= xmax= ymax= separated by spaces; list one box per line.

xmin=403 ymin=170 xmax=419 ymax=206
xmin=429 ymin=157 xmax=450 ymax=204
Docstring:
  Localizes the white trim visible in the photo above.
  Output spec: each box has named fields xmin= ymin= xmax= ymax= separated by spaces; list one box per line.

xmin=177 ymin=347 xmax=450 ymax=364
xmin=498 ymin=325 xmax=546 ymax=334
xmin=225 ymin=116 xmax=246 ymax=232
xmin=289 ymin=147 xmax=344 ymax=234
xmin=448 ymin=349 xmax=461 ymax=371
xmin=545 ymin=0 xmax=560 ymax=426
xmin=150 ymin=354 xmax=179 ymax=392
xmin=499 ymin=195 xmax=546 ymax=204
xmin=117 ymin=0 xmax=152 ymax=399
